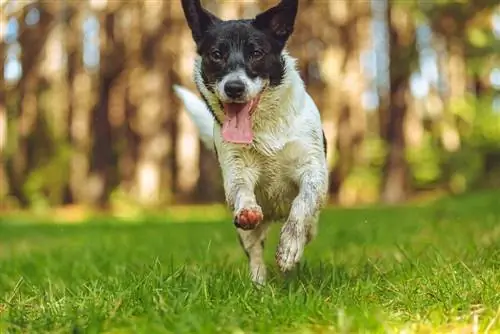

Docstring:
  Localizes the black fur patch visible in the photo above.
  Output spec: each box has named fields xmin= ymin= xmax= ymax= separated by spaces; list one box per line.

xmin=271 ymin=55 xmax=286 ymax=87
xmin=322 ymin=130 xmax=327 ymax=157
xmin=198 ymin=21 xmax=286 ymax=89
xmin=213 ymin=144 xmax=219 ymax=161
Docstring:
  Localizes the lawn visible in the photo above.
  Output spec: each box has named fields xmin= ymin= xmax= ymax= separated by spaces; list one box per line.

xmin=1 ymin=191 xmax=500 ymax=333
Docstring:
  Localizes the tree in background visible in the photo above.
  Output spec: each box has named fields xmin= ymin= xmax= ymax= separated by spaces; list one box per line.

xmin=379 ymin=0 xmax=417 ymax=203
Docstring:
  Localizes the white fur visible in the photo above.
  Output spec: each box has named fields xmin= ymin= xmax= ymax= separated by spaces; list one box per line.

xmin=215 ymin=69 xmax=265 ymax=102
xmin=173 ymin=85 xmax=215 ymax=152
xmin=174 ymin=52 xmax=329 ymax=284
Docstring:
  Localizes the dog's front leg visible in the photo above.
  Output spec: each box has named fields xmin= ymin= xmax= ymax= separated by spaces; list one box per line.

xmin=220 ymin=153 xmax=262 ymax=230
xmin=276 ymin=164 xmax=327 ymax=272
xmin=220 ymin=152 xmax=267 ymax=284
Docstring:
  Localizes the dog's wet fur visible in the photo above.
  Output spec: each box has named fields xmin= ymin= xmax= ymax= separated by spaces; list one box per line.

xmin=175 ymin=0 xmax=329 ymax=285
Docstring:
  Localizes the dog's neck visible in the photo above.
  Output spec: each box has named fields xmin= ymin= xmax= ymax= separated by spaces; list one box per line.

xmin=193 ymin=51 xmax=306 ymax=136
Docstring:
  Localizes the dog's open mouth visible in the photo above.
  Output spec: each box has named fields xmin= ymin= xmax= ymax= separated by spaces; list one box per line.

xmin=221 ymin=96 xmax=260 ymax=144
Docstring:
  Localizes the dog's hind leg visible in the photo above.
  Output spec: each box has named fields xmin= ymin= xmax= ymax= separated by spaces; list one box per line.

xmin=237 ymin=221 xmax=271 ymax=285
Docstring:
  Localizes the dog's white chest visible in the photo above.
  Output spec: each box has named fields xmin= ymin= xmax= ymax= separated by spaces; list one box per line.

xmin=243 ymin=140 xmax=307 ymax=221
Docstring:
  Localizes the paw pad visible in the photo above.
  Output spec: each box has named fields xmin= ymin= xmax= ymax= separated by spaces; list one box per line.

xmin=234 ymin=207 xmax=263 ymax=230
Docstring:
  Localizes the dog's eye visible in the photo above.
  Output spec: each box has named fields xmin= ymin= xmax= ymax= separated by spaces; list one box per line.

xmin=251 ymin=50 xmax=264 ymax=59
xmin=210 ymin=50 xmax=222 ymax=61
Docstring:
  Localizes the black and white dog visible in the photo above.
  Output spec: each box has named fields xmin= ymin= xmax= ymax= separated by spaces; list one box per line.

xmin=173 ymin=0 xmax=328 ymax=285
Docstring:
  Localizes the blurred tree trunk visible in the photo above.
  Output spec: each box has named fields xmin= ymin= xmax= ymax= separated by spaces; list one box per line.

xmin=125 ymin=1 xmax=173 ymax=206
xmin=431 ymin=34 xmax=463 ymax=154
xmin=379 ymin=3 xmax=416 ymax=204
xmin=7 ymin=74 xmax=36 ymax=206
xmin=439 ymin=38 xmax=463 ymax=152
xmin=0 ymin=90 xmax=7 ymax=206
xmin=6 ymin=4 xmax=53 ymax=206
xmin=319 ymin=0 xmax=370 ymax=205
xmin=89 ymin=5 xmax=126 ymax=207
xmin=34 ymin=5 xmax=70 ymax=206
xmin=171 ymin=2 xmax=197 ymax=203
xmin=112 ymin=4 xmax=140 ymax=202
xmin=66 ymin=5 xmax=93 ymax=205
xmin=0 ymin=40 xmax=7 ymax=204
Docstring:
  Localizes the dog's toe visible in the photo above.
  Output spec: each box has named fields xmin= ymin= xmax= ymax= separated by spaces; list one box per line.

xmin=234 ymin=206 xmax=263 ymax=230
xmin=276 ymin=241 xmax=302 ymax=272
xmin=275 ymin=225 xmax=305 ymax=272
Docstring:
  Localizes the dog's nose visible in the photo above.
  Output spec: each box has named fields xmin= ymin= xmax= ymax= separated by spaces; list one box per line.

xmin=224 ymin=80 xmax=246 ymax=99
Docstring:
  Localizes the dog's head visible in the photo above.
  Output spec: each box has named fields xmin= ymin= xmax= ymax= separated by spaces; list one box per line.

xmin=181 ymin=0 xmax=298 ymax=144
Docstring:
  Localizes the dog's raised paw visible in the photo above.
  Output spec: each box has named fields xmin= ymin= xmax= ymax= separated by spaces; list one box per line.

xmin=234 ymin=206 xmax=263 ymax=230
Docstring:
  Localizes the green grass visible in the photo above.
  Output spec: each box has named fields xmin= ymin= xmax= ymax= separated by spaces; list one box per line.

xmin=1 ymin=190 xmax=500 ymax=333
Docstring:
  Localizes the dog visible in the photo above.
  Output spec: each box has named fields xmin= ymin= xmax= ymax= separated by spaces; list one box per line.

xmin=173 ymin=0 xmax=329 ymax=285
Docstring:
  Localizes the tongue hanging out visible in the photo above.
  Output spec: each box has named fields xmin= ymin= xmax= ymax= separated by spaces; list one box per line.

xmin=221 ymin=98 xmax=258 ymax=144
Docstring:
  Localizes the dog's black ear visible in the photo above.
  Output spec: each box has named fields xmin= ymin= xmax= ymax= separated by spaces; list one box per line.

xmin=252 ymin=0 xmax=298 ymax=49
xmin=181 ymin=0 xmax=221 ymax=46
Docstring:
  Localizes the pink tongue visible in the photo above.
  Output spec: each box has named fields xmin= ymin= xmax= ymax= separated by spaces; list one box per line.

xmin=221 ymin=102 xmax=253 ymax=144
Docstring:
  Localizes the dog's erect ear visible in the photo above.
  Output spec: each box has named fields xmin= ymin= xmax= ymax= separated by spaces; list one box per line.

xmin=252 ymin=0 xmax=298 ymax=48
xmin=181 ymin=0 xmax=221 ymax=46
